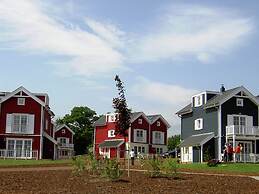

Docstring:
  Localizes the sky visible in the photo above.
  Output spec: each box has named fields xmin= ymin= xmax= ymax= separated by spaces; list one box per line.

xmin=0 ymin=0 xmax=259 ymax=136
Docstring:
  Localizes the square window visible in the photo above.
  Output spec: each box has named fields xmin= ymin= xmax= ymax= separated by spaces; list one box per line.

xmin=17 ymin=98 xmax=25 ymax=106
xmin=236 ymin=98 xmax=243 ymax=107
xmin=108 ymin=129 xmax=115 ymax=137
xmin=138 ymin=119 xmax=142 ymax=124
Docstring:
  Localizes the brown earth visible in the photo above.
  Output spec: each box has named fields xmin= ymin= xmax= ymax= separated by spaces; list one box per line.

xmin=0 ymin=169 xmax=258 ymax=194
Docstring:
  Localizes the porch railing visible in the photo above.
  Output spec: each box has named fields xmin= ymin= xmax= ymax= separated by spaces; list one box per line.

xmin=234 ymin=153 xmax=259 ymax=163
xmin=0 ymin=149 xmax=38 ymax=160
xmin=226 ymin=125 xmax=259 ymax=136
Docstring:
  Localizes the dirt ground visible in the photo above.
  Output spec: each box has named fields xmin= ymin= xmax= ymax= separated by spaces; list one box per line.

xmin=0 ymin=170 xmax=258 ymax=194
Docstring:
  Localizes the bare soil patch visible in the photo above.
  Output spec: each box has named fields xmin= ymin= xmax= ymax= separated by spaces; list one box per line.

xmin=0 ymin=170 xmax=258 ymax=194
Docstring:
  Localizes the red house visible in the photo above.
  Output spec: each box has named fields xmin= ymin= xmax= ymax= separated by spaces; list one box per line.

xmin=54 ymin=124 xmax=75 ymax=159
xmin=93 ymin=112 xmax=170 ymax=159
xmin=0 ymin=86 xmax=57 ymax=159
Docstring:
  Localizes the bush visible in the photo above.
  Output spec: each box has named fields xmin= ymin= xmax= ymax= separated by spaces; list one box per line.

xmin=145 ymin=158 xmax=162 ymax=178
xmin=85 ymin=154 xmax=100 ymax=175
xmin=72 ymin=155 xmax=86 ymax=175
xmin=207 ymin=159 xmax=220 ymax=167
xmin=101 ymin=159 xmax=123 ymax=181
xmin=162 ymin=158 xmax=180 ymax=179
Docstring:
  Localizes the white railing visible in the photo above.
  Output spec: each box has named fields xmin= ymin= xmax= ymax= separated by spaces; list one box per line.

xmin=58 ymin=143 xmax=74 ymax=148
xmin=0 ymin=149 xmax=38 ymax=160
xmin=234 ymin=153 xmax=259 ymax=163
xmin=226 ymin=125 xmax=259 ymax=136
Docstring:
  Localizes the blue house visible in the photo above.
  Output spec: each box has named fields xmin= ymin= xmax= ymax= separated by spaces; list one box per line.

xmin=177 ymin=85 xmax=259 ymax=163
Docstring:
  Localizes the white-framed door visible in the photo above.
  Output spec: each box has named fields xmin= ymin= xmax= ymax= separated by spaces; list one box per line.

xmin=99 ymin=147 xmax=110 ymax=158
xmin=6 ymin=138 xmax=32 ymax=158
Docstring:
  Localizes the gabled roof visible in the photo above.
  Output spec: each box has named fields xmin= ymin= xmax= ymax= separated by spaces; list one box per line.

xmin=0 ymin=86 xmax=46 ymax=106
xmin=130 ymin=112 xmax=150 ymax=123
xmin=177 ymin=86 xmax=259 ymax=116
xmin=147 ymin=114 xmax=171 ymax=128
xmin=55 ymin=124 xmax=75 ymax=135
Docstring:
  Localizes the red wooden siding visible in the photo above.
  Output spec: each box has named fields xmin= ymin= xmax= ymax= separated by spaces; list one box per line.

xmin=131 ymin=115 xmax=149 ymax=143
xmin=55 ymin=127 xmax=73 ymax=143
xmin=150 ymin=118 xmax=167 ymax=145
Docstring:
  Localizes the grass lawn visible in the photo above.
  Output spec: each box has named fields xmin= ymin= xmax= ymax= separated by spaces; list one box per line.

xmin=0 ymin=159 xmax=72 ymax=167
xmin=179 ymin=162 xmax=259 ymax=174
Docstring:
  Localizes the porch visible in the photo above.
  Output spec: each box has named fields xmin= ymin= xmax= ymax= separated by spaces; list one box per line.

xmin=0 ymin=149 xmax=38 ymax=160
xmin=225 ymin=125 xmax=259 ymax=163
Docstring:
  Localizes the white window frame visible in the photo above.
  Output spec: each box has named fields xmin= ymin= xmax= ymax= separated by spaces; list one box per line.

xmin=138 ymin=119 xmax=143 ymax=125
xmin=6 ymin=138 xmax=32 ymax=158
xmin=194 ymin=118 xmax=203 ymax=130
xmin=195 ymin=95 xmax=203 ymax=107
xmin=12 ymin=114 xmax=28 ymax=133
xmin=17 ymin=98 xmax=25 ymax=106
xmin=157 ymin=121 xmax=161 ymax=127
xmin=108 ymin=129 xmax=115 ymax=138
xmin=62 ymin=129 xmax=66 ymax=134
xmin=236 ymin=98 xmax=244 ymax=107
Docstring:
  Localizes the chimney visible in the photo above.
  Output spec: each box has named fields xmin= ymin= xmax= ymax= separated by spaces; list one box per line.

xmin=220 ymin=84 xmax=225 ymax=93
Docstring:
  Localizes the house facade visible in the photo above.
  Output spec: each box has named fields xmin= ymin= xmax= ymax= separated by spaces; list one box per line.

xmin=177 ymin=86 xmax=259 ymax=163
xmin=0 ymin=86 xmax=57 ymax=160
xmin=55 ymin=124 xmax=75 ymax=159
xmin=93 ymin=112 xmax=170 ymax=159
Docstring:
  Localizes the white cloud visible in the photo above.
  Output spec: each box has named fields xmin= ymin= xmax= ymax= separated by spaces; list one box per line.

xmin=0 ymin=0 xmax=125 ymax=76
xmin=130 ymin=77 xmax=199 ymax=135
xmin=130 ymin=4 xmax=254 ymax=64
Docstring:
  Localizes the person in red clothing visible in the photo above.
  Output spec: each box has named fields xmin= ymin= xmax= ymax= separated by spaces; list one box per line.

xmin=227 ymin=143 xmax=233 ymax=162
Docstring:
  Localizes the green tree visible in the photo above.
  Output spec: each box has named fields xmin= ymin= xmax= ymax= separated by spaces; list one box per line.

xmin=56 ymin=106 xmax=99 ymax=155
xmin=167 ymin=135 xmax=181 ymax=151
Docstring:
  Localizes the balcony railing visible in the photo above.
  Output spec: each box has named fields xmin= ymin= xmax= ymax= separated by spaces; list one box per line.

xmin=58 ymin=143 xmax=74 ymax=149
xmin=0 ymin=149 xmax=38 ymax=160
xmin=234 ymin=153 xmax=259 ymax=163
xmin=226 ymin=125 xmax=259 ymax=136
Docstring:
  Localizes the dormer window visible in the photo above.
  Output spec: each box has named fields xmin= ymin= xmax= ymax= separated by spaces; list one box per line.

xmin=194 ymin=95 xmax=202 ymax=107
xmin=107 ymin=114 xmax=117 ymax=122
xmin=138 ymin=119 xmax=143 ymax=125
xmin=157 ymin=121 xmax=161 ymax=127
xmin=17 ymin=98 xmax=25 ymax=106
xmin=236 ymin=98 xmax=243 ymax=107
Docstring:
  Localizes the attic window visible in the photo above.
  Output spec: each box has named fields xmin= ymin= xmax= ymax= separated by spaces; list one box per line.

xmin=17 ymin=98 xmax=25 ymax=105
xmin=157 ymin=121 xmax=161 ymax=127
xmin=138 ymin=119 xmax=143 ymax=125
xmin=237 ymin=98 xmax=243 ymax=107
xmin=194 ymin=95 xmax=203 ymax=107
xmin=62 ymin=129 xmax=66 ymax=134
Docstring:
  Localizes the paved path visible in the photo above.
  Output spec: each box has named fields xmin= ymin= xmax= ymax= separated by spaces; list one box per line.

xmin=0 ymin=166 xmax=258 ymax=181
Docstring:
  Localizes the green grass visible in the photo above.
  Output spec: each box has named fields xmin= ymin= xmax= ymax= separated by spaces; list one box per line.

xmin=179 ymin=162 xmax=259 ymax=174
xmin=0 ymin=159 xmax=72 ymax=167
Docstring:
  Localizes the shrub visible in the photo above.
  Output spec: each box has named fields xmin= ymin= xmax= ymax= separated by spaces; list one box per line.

xmin=101 ymin=159 xmax=123 ymax=181
xmin=162 ymin=158 xmax=180 ymax=179
xmin=85 ymin=154 xmax=100 ymax=175
xmin=145 ymin=158 xmax=162 ymax=178
xmin=72 ymin=155 xmax=86 ymax=175
xmin=207 ymin=159 xmax=220 ymax=167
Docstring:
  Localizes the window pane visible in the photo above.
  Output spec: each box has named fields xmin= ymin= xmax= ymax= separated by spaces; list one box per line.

xmin=16 ymin=140 xmax=23 ymax=157
xmin=240 ymin=117 xmax=246 ymax=126
xmin=13 ymin=115 xmax=20 ymax=132
xmin=21 ymin=115 xmax=27 ymax=132
xmin=234 ymin=116 xmax=239 ymax=125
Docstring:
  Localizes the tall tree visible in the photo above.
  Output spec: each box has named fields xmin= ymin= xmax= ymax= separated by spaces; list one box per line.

xmin=56 ymin=106 xmax=99 ymax=155
xmin=167 ymin=135 xmax=181 ymax=151
xmin=112 ymin=75 xmax=131 ymax=177
xmin=112 ymin=75 xmax=131 ymax=137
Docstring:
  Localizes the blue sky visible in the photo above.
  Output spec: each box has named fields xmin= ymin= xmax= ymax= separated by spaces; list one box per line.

xmin=0 ymin=0 xmax=259 ymax=135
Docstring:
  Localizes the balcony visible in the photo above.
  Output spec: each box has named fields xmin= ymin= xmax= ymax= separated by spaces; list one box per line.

xmin=226 ymin=125 xmax=259 ymax=136
xmin=58 ymin=143 xmax=74 ymax=149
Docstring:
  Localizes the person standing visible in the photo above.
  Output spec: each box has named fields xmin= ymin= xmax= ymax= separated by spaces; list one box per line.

xmin=130 ymin=149 xmax=135 ymax=166
xmin=235 ymin=144 xmax=241 ymax=162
